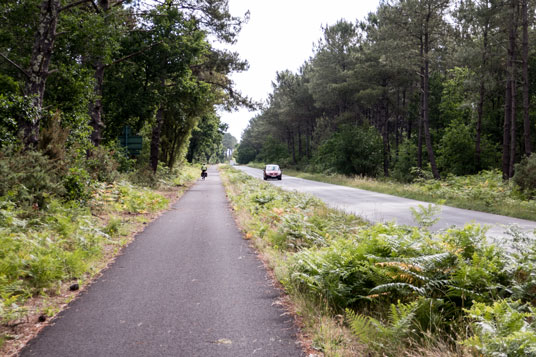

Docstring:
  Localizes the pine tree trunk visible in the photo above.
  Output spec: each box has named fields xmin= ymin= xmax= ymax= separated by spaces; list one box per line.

xmin=305 ymin=127 xmax=310 ymax=158
xmin=509 ymin=62 xmax=517 ymax=178
xmin=291 ymin=131 xmax=296 ymax=164
xmin=298 ymin=126 xmax=303 ymax=159
xmin=383 ymin=100 xmax=390 ymax=177
xmin=150 ymin=108 xmax=164 ymax=173
xmin=476 ymin=25 xmax=489 ymax=171
xmin=522 ymin=0 xmax=531 ymax=156
xmin=395 ymin=88 xmax=400 ymax=156
xmin=502 ymin=1 xmax=517 ymax=180
xmin=405 ymin=89 xmax=411 ymax=140
xmin=23 ymin=0 xmax=60 ymax=147
xmin=508 ymin=0 xmax=519 ymax=178
xmin=89 ymin=0 xmax=110 ymax=146
xmin=423 ymin=26 xmax=440 ymax=179
xmin=90 ymin=63 xmax=105 ymax=146
xmin=418 ymin=79 xmax=424 ymax=168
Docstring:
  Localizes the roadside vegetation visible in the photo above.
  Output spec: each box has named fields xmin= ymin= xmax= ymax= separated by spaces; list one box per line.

xmin=249 ymin=163 xmax=536 ymax=221
xmin=0 ymin=144 xmax=200 ymax=355
xmin=236 ymin=0 xmax=536 ymax=221
xmin=221 ymin=165 xmax=536 ymax=356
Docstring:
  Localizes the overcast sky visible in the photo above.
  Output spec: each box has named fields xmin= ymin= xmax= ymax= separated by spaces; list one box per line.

xmin=218 ymin=0 xmax=380 ymax=141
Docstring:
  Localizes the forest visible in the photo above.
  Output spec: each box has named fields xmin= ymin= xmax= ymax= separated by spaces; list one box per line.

xmin=236 ymin=0 xmax=536 ymax=190
xmin=0 ymin=0 xmax=244 ymax=176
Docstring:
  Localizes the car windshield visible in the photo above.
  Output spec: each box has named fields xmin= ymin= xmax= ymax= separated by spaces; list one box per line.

xmin=266 ymin=165 xmax=279 ymax=171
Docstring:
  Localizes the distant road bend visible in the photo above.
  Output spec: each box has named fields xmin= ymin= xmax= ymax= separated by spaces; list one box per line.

xmin=236 ymin=166 xmax=536 ymax=240
xmin=22 ymin=166 xmax=304 ymax=357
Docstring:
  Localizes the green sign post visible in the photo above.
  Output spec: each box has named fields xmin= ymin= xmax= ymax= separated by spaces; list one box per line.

xmin=119 ymin=126 xmax=142 ymax=156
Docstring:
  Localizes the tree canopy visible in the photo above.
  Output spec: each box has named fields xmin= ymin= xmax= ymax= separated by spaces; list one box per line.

xmin=0 ymin=0 xmax=249 ymax=170
xmin=237 ymin=0 xmax=536 ymax=182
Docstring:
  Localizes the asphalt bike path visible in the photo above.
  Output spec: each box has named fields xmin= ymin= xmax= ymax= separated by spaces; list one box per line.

xmin=21 ymin=167 xmax=304 ymax=357
xmin=237 ymin=166 xmax=536 ymax=240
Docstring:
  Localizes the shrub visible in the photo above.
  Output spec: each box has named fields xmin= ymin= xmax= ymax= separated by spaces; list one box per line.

xmin=85 ymin=145 xmax=120 ymax=183
xmin=437 ymin=118 xmax=476 ymax=176
xmin=313 ymin=125 xmax=383 ymax=176
xmin=0 ymin=147 xmax=64 ymax=209
xmin=256 ymin=137 xmax=289 ymax=164
xmin=0 ymin=95 xmax=38 ymax=148
xmin=38 ymin=112 xmax=70 ymax=162
xmin=63 ymin=167 xmax=92 ymax=203
xmin=513 ymin=155 xmax=536 ymax=197
xmin=463 ymin=299 xmax=536 ymax=356
xmin=236 ymin=144 xmax=258 ymax=164
xmin=392 ymin=139 xmax=418 ymax=183
xmin=287 ymin=236 xmax=389 ymax=309
xmin=346 ymin=300 xmax=420 ymax=354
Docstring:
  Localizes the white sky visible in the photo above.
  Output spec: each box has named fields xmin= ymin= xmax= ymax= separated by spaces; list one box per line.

xmin=218 ymin=0 xmax=380 ymax=141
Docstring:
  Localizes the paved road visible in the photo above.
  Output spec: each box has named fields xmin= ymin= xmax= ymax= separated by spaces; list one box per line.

xmin=236 ymin=166 xmax=536 ymax=239
xmin=21 ymin=167 xmax=304 ymax=357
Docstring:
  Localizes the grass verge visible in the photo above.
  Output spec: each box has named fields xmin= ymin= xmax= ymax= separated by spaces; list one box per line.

xmin=220 ymin=165 xmax=368 ymax=356
xmin=251 ymin=164 xmax=536 ymax=222
xmin=221 ymin=164 xmax=536 ymax=356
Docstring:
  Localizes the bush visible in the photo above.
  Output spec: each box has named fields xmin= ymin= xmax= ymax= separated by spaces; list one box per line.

xmin=513 ymin=155 xmax=536 ymax=197
xmin=437 ymin=118 xmax=476 ymax=176
xmin=392 ymin=139 xmax=418 ymax=183
xmin=256 ymin=137 xmax=289 ymax=164
xmin=63 ymin=167 xmax=92 ymax=203
xmin=0 ymin=147 xmax=64 ymax=209
xmin=463 ymin=299 xmax=536 ymax=356
xmin=0 ymin=95 xmax=38 ymax=148
xmin=313 ymin=125 xmax=383 ymax=176
xmin=85 ymin=145 xmax=120 ymax=183
xmin=38 ymin=112 xmax=70 ymax=162
xmin=236 ymin=144 xmax=257 ymax=164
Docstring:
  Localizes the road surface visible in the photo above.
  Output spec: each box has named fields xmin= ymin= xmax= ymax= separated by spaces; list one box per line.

xmin=21 ymin=167 xmax=304 ymax=357
xmin=236 ymin=166 xmax=536 ymax=239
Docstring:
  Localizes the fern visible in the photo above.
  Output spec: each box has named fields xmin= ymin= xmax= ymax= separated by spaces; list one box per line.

xmin=368 ymin=253 xmax=453 ymax=299
xmin=346 ymin=300 xmax=419 ymax=354
xmin=369 ymin=282 xmax=426 ymax=296
xmin=463 ymin=299 xmax=536 ymax=356
xmin=410 ymin=203 xmax=441 ymax=229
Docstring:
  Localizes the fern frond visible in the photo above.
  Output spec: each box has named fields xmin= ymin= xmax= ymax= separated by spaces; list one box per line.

xmin=346 ymin=308 xmax=376 ymax=345
xmin=447 ymin=285 xmax=484 ymax=299
xmin=369 ymin=252 xmax=453 ymax=271
xmin=369 ymin=282 xmax=426 ymax=296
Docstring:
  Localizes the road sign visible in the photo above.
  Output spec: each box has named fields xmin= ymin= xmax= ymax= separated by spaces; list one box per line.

xmin=119 ymin=126 xmax=142 ymax=156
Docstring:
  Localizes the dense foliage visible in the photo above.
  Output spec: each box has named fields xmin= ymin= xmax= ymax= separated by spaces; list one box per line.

xmin=222 ymin=166 xmax=536 ymax=356
xmin=0 ymin=0 xmax=244 ymax=170
xmin=237 ymin=0 xmax=535 ymax=184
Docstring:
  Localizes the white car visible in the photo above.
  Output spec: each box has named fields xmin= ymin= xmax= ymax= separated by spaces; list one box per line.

xmin=263 ymin=164 xmax=282 ymax=180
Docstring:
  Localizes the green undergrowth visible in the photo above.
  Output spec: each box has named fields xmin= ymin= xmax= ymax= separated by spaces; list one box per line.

xmin=270 ymin=167 xmax=536 ymax=222
xmin=221 ymin=165 xmax=536 ymax=356
xmin=0 ymin=166 xmax=198 ymax=330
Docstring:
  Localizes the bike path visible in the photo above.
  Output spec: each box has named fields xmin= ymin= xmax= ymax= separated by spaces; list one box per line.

xmin=21 ymin=167 xmax=304 ymax=357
